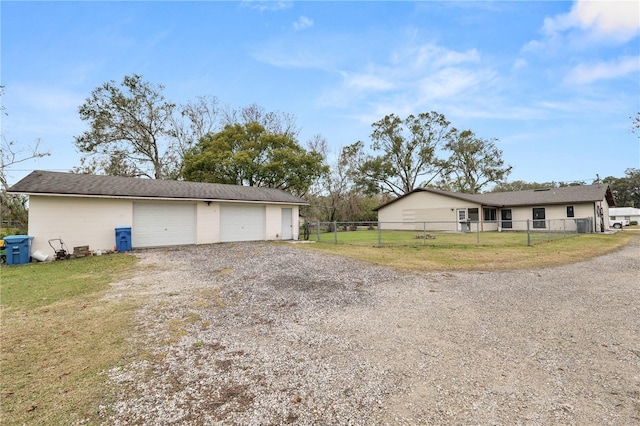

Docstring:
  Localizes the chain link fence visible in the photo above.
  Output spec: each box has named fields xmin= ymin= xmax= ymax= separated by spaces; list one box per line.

xmin=301 ymin=218 xmax=593 ymax=247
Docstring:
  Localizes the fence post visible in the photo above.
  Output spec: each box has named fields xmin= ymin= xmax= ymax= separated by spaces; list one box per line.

xmin=476 ymin=221 xmax=480 ymax=246
xmin=547 ymin=220 xmax=551 ymax=241
xmin=377 ymin=222 xmax=382 ymax=247
xmin=423 ymin=222 xmax=427 ymax=246
xmin=333 ymin=221 xmax=337 ymax=245
xmin=527 ymin=219 xmax=531 ymax=246
xmin=317 ymin=221 xmax=320 ymax=241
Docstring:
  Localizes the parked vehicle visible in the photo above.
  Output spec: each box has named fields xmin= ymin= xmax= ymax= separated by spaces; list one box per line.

xmin=609 ymin=218 xmax=630 ymax=229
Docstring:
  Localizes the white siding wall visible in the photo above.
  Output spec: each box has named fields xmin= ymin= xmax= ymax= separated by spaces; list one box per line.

xmin=27 ymin=196 xmax=303 ymax=255
xmin=379 ymin=192 xmax=603 ymax=233
xmin=197 ymin=202 xmax=219 ymax=244
xmin=503 ymin=203 xmax=597 ymax=232
xmin=265 ymin=204 xmax=299 ymax=240
xmin=28 ymin=195 xmax=133 ymax=254
xmin=378 ymin=192 xmax=481 ymax=231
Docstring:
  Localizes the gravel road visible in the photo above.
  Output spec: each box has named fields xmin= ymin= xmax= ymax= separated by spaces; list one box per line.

xmin=102 ymin=238 xmax=640 ymax=425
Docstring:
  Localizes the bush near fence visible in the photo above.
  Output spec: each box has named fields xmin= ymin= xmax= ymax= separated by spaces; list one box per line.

xmin=301 ymin=218 xmax=591 ymax=247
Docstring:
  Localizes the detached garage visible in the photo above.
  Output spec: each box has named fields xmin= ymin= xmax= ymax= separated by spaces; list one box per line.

xmin=8 ymin=171 xmax=308 ymax=254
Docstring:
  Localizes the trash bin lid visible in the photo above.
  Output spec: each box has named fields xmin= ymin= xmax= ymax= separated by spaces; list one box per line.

xmin=3 ymin=235 xmax=33 ymax=243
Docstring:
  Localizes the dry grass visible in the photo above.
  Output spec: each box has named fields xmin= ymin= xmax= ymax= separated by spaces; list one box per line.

xmin=1 ymin=254 xmax=139 ymax=425
xmin=298 ymin=232 xmax=638 ymax=271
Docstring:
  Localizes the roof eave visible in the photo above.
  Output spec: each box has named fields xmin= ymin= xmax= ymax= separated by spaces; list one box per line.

xmin=10 ymin=191 xmax=309 ymax=205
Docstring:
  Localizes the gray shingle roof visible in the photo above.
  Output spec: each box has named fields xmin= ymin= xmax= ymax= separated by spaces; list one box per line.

xmin=8 ymin=171 xmax=308 ymax=205
xmin=474 ymin=184 xmax=615 ymax=207
xmin=375 ymin=184 xmax=615 ymax=210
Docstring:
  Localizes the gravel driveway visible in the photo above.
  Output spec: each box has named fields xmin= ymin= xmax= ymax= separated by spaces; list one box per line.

xmin=102 ymin=238 xmax=640 ymax=425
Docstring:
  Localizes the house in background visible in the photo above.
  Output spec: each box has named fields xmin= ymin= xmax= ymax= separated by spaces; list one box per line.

xmin=8 ymin=171 xmax=307 ymax=254
xmin=375 ymin=184 xmax=616 ymax=233
xmin=609 ymin=207 xmax=640 ymax=224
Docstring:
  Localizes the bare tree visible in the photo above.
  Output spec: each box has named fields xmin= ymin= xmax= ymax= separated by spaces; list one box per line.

xmin=222 ymin=103 xmax=300 ymax=138
xmin=1 ymin=137 xmax=50 ymax=231
xmin=169 ymin=95 xmax=222 ymax=162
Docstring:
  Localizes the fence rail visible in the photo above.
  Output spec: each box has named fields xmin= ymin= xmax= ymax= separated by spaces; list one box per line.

xmin=301 ymin=218 xmax=593 ymax=247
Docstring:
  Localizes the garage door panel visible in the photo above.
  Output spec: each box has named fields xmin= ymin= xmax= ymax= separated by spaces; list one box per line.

xmin=133 ymin=203 xmax=196 ymax=247
xmin=220 ymin=204 xmax=265 ymax=242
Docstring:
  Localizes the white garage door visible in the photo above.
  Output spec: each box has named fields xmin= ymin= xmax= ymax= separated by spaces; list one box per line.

xmin=132 ymin=203 xmax=196 ymax=247
xmin=220 ymin=204 xmax=265 ymax=242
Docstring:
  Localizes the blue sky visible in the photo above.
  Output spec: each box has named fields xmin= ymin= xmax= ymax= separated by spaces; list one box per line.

xmin=2 ymin=1 xmax=639 ymax=188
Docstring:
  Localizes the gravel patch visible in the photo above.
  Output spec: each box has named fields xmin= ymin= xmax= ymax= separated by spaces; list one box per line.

xmin=102 ymin=239 xmax=640 ymax=425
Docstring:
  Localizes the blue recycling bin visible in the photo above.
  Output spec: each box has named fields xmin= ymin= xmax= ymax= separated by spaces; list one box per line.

xmin=4 ymin=235 xmax=33 ymax=265
xmin=115 ymin=227 xmax=132 ymax=251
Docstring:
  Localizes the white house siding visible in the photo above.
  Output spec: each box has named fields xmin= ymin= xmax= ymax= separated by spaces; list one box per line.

xmin=501 ymin=203 xmax=596 ymax=232
xmin=378 ymin=192 xmax=481 ymax=232
xmin=197 ymin=202 xmax=300 ymax=243
xmin=379 ymin=190 xmax=609 ymax=234
xmin=610 ymin=207 xmax=640 ymax=224
xmin=27 ymin=196 xmax=302 ymax=256
xmin=28 ymin=195 xmax=132 ymax=255
xmin=265 ymin=205 xmax=299 ymax=240
xmin=196 ymin=202 xmax=219 ymax=244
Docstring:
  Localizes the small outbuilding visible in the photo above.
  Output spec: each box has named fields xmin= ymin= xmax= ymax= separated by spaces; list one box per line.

xmin=8 ymin=171 xmax=308 ymax=254
xmin=375 ymin=184 xmax=616 ymax=233
xmin=609 ymin=207 xmax=640 ymax=225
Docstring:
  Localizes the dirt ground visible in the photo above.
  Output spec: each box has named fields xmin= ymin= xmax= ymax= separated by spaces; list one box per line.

xmin=102 ymin=238 xmax=640 ymax=425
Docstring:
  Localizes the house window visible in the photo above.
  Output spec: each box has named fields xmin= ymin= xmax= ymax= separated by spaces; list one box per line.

xmin=483 ymin=208 xmax=497 ymax=221
xmin=533 ymin=208 xmax=546 ymax=228
xmin=566 ymin=206 xmax=574 ymax=218
xmin=501 ymin=209 xmax=512 ymax=229
xmin=468 ymin=208 xmax=479 ymax=221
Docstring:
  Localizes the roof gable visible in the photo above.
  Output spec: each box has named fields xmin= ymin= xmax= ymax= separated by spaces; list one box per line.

xmin=8 ymin=171 xmax=308 ymax=205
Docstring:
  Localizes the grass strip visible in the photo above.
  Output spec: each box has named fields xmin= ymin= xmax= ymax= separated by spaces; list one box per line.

xmin=299 ymin=231 xmax=637 ymax=271
xmin=1 ymin=254 xmax=139 ymax=425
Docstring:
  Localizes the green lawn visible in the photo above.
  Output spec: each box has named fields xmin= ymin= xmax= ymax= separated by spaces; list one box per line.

xmin=1 ymin=254 xmax=139 ymax=425
xmin=299 ymin=229 xmax=637 ymax=271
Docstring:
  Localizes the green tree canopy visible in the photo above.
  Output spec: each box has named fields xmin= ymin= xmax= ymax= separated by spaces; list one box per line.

xmin=350 ymin=111 xmax=512 ymax=196
xmin=491 ymin=180 xmax=588 ymax=192
xmin=604 ymin=168 xmax=640 ymax=208
xmin=353 ymin=112 xmax=455 ymax=197
xmin=182 ymin=122 xmax=326 ymax=197
xmin=74 ymin=74 xmax=178 ymax=179
xmin=437 ymin=129 xmax=512 ymax=194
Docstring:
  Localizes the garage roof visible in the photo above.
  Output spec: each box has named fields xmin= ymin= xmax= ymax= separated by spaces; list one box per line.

xmin=8 ymin=171 xmax=309 ymax=205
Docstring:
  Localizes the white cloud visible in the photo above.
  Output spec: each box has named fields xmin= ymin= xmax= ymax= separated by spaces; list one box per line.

xmin=411 ymin=44 xmax=480 ymax=68
xmin=418 ymin=67 xmax=489 ymax=101
xmin=315 ymin=40 xmax=500 ymax=122
xmin=512 ymin=58 xmax=528 ymax=70
xmin=241 ymin=1 xmax=292 ymax=12
xmin=564 ymin=55 xmax=640 ymax=84
xmin=293 ymin=16 xmax=314 ymax=31
xmin=359 ymin=44 xmax=489 ymax=99
xmin=9 ymin=84 xmax=84 ymax=112
xmin=543 ymin=0 xmax=640 ymax=42
xmin=341 ymin=72 xmax=395 ymax=91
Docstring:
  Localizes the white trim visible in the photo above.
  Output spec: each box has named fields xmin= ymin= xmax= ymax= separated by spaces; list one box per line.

xmin=12 ymin=192 xmax=307 ymax=205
